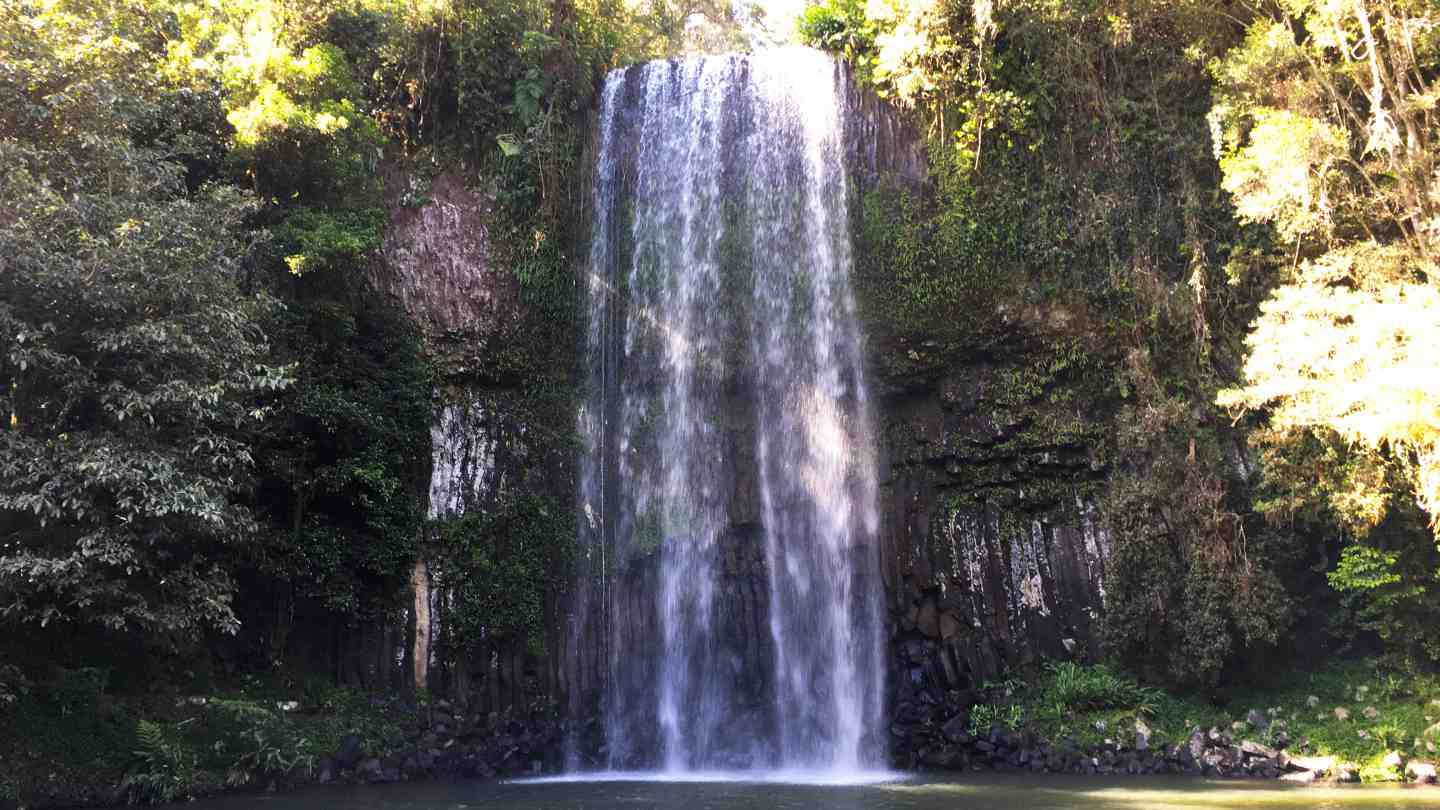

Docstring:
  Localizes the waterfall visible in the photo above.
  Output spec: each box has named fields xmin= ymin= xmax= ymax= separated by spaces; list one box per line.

xmin=575 ymin=48 xmax=886 ymax=776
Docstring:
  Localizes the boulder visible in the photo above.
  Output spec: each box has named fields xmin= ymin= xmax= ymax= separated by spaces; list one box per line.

xmin=335 ymin=734 xmax=364 ymax=768
xmin=939 ymin=612 xmax=963 ymax=640
xmin=1406 ymin=761 xmax=1437 ymax=783
xmin=1284 ymin=754 xmax=1335 ymax=777
xmin=1240 ymin=740 xmax=1278 ymax=759
xmin=1336 ymin=763 xmax=1361 ymax=783
xmin=1245 ymin=709 xmax=1269 ymax=731
xmin=1135 ymin=719 xmax=1151 ymax=752
xmin=1383 ymin=750 xmax=1406 ymax=770
xmin=316 ymin=756 xmax=336 ymax=785
xmin=916 ymin=597 xmax=940 ymax=638
xmin=1280 ymin=770 xmax=1316 ymax=784
xmin=941 ymin=713 xmax=972 ymax=744
xmin=357 ymin=757 xmax=383 ymax=781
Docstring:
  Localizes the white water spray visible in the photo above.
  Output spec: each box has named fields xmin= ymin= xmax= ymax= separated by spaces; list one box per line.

xmin=576 ymin=48 xmax=886 ymax=778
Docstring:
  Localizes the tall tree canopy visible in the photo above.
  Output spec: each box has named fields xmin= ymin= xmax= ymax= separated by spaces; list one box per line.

xmin=1211 ymin=0 xmax=1440 ymax=665
xmin=0 ymin=0 xmax=289 ymax=634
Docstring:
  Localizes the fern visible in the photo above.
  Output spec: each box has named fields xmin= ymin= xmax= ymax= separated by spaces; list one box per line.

xmin=120 ymin=719 xmax=198 ymax=805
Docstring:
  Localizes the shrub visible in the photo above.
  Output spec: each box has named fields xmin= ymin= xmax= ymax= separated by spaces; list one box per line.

xmin=1040 ymin=662 xmax=1164 ymax=717
xmin=120 ymin=719 xmax=199 ymax=805
xmin=968 ymin=702 xmax=1024 ymax=735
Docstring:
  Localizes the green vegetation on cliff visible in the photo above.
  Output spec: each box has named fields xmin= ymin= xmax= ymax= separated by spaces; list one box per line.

xmin=804 ymin=0 xmax=1440 ymax=685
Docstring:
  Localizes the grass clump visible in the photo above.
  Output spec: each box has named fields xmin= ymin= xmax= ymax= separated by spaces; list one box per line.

xmin=1040 ymin=661 xmax=1166 ymax=717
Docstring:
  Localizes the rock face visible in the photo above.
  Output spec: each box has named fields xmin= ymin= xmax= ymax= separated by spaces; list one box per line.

xmin=369 ymin=160 xmax=569 ymax=714
xmin=874 ymin=357 xmax=1114 ymax=707
xmin=370 ymin=56 xmax=1118 ymax=769
xmin=369 ymin=168 xmax=522 ymax=355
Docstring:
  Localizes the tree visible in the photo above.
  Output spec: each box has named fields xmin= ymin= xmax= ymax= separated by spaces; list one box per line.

xmin=0 ymin=0 xmax=289 ymax=635
xmin=1213 ymin=0 xmax=1440 ymax=663
xmin=1215 ymin=0 xmax=1440 ymax=533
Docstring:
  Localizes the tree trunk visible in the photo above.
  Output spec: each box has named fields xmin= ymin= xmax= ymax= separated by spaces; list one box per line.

xmin=412 ymin=558 xmax=431 ymax=692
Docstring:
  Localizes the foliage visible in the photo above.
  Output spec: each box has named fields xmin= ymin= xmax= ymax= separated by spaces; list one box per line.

xmin=1038 ymin=661 xmax=1164 ymax=717
xmin=1328 ymin=540 xmax=1440 ymax=665
xmin=0 ymin=0 xmax=290 ymax=635
xmin=968 ymin=701 xmax=1024 ymax=735
xmin=431 ymin=493 xmax=574 ymax=647
xmin=0 ymin=664 xmax=31 ymax=708
xmin=797 ymin=0 xmax=876 ymax=81
xmin=1210 ymin=0 xmax=1440 ymax=665
xmin=120 ymin=719 xmax=201 ymax=805
xmin=817 ymin=0 xmax=1301 ymax=684
xmin=984 ymin=657 xmax=1440 ymax=779
xmin=48 ymin=666 xmax=110 ymax=717
xmin=205 ymin=699 xmax=317 ymax=785
xmin=163 ymin=0 xmax=386 ymax=201
xmin=252 ymin=275 xmax=432 ymax=627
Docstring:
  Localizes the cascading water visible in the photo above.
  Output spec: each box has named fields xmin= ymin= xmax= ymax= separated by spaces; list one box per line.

xmin=574 ymin=48 xmax=886 ymax=778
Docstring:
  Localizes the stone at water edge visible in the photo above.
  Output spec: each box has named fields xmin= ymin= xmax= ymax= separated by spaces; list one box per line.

xmin=335 ymin=734 xmax=364 ymax=768
xmin=1188 ymin=729 xmax=1207 ymax=762
xmin=1406 ymin=761 xmax=1437 ymax=783
xmin=942 ymin=712 xmax=972 ymax=744
xmin=1280 ymin=770 xmax=1316 ymax=783
xmin=1135 ymin=719 xmax=1151 ymax=751
xmin=1240 ymin=740 xmax=1278 ymax=759
xmin=1285 ymin=754 xmax=1336 ymax=777
xmin=1383 ymin=750 xmax=1406 ymax=770
xmin=1336 ymin=763 xmax=1361 ymax=783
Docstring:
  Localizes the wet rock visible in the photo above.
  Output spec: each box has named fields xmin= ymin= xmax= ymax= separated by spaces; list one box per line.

xmin=1336 ymin=763 xmax=1361 ymax=783
xmin=916 ymin=596 xmax=940 ymax=638
xmin=1382 ymin=750 xmax=1406 ymax=770
xmin=1280 ymin=770 xmax=1316 ymax=783
xmin=939 ymin=612 xmax=963 ymax=640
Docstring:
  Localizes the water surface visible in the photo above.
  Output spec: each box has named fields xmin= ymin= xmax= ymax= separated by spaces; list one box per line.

xmin=183 ymin=774 xmax=1440 ymax=810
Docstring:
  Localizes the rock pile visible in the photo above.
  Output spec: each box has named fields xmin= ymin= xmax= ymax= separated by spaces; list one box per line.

xmin=317 ymin=701 xmax=561 ymax=786
xmin=893 ymin=713 xmax=1438 ymax=784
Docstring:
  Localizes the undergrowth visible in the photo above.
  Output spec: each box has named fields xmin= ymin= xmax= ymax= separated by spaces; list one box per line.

xmin=977 ymin=658 xmax=1440 ymax=781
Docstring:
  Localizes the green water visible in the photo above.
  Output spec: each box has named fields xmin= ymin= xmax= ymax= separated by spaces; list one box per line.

xmin=181 ymin=775 xmax=1440 ymax=809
